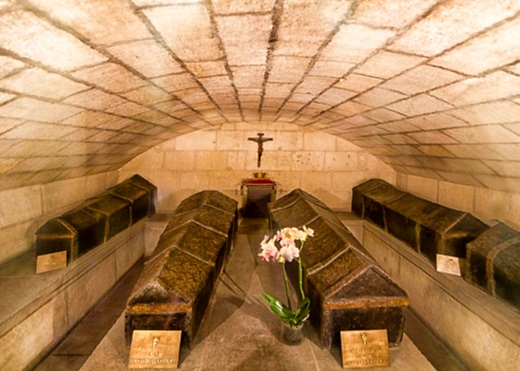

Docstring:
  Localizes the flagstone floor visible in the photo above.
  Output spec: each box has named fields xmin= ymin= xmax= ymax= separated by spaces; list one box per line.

xmin=36 ymin=218 xmax=468 ymax=371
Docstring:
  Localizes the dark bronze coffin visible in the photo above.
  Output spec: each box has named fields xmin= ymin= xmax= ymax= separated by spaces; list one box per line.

xmin=83 ymin=194 xmax=131 ymax=240
xmin=306 ymin=247 xmax=409 ymax=348
xmin=35 ymin=219 xmax=77 ymax=262
xmin=175 ymin=189 xmax=237 ymax=215
xmin=109 ymin=182 xmax=150 ymax=225
xmin=125 ymin=247 xmax=215 ymax=346
xmin=36 ymin=207 xmax=106 ymax=262
xmin=352 ymin=179 xmax=406 ymax=229
xmin=385 ymin=193 xmax=488 ymax=265
xmin=125 ymin=190 xmax=238 ymax=346
xmin=36 ymin=174 xmax=157 ymax=264
xmin=465 ymin=222 xmax=520 ymax=309
xmin=120 ymin=174 xmax=157 ymax=215
xmin=269 ymin=188 xmax=409 ymax=349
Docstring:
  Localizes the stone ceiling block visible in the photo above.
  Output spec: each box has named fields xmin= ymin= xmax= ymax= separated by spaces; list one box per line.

xmin=320 ymin=24 xmax=395 ymax=63
xmin=431 ymin=71 xmax=520 ymax=106
xmin=1 ymin=121 xmax=76 ymax=140
xmin=105 ymin=101 xmax=149 ymax=117
xmin=274 ymin=0 xmax=352 ymax=57
xmin=216 ymin=14 xmax=271 ymax=65
xmin=211 ymin=0 xmax=275 ymax=14
xmin=408 ymin=131 xmax=458 ymax=144
xmin=0 ymin=11 xmax=106 ymax=71
xmin=400 ymin=112 xmax=467 ymax=131
xmin=0 ymin=92 xmax=16 ymax=104
xmin=29 ymin=0 xmax=151 ymax=45
xmin=123 ymin=85 xmax=173 ymax=105
xmin=381 ymin=65 xmax=463 ymax=95
xmin=444 ymin=125 xmax=520 ymax=144
xmin=315 ymin=88 xmax=356 ymax=106
xmin=309 ymin=60 xmax=356 ymax=78
xmin=230 ymin=66 xmax=265 ymax=89
xmin=152 ymin=73 xmax=199 ymax=93
xmin=268 ymin=56 xmax=311 ymax=83
xmin=450 ymin=101 xmax=520 ymax=125
xmin=0 ymin=68 xmax=88 ymax=100
xmin=144 ymin=4 xmax=223 ymax=62
xmin=389 ymin=0 xmax=520 ymax=57
xmin=354 ymin=87 xmax=407 ymax=107
xmin=387 ymin=94 xmax=453 ymax=117
xmin=72 ymin=62 xmax=147 ymax=93
xmin=355 ymin=51 xmax=426 ymax=80
xmin=187 ymin=61 xmax=228 ymax=78
xmin=107 ymin=39 xmax=184 ymax=78
xmin=353 ymin=0 xmax=439 ymax=28
xmin=0 ymin=56 xmax=24 ymax=78
xmin=430 ymin=17 xmax=520 ymax=75
xmin=0 ymin=98 xmax=82 ymax=123
xmin=335 ymin=73 xmax=381 ymax=93
xmin=64 ymin=89 xmax=129 ymax=110
xmin=363 ymin=108 xmax=405 ymax=123
xmin=294 ymin=76 xmax=336 ymax=95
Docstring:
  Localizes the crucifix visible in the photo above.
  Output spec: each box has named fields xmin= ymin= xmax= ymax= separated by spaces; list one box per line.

xmin=248 ymin=132 xmax=273 ymax=168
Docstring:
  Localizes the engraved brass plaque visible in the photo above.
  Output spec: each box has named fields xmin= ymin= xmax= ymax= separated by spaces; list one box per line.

xmin=128 ymin=330 xmax=181 ymax=369
xmin=341 ymin=329 xmax=390 ymax=369
xmin=436 ymin=254 xmax=463 ymax=276
xmin=36 ymin=251 xmax=67 ymax=274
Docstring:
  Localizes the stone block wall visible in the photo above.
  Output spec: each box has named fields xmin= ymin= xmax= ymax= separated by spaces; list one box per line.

xmin=119 ymin=122 xmax=396 ymax=212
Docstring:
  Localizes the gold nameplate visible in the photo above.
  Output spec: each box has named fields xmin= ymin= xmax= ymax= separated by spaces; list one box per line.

xmin=341 ymin=329 xmax=390 ymax=369
xmin=436 ymin=254 xmax=463 ymax=276
xmin=36 ymin=251 xmax=67 ymax=274
xmin=128 ymin=330 xmax=181 ymax=369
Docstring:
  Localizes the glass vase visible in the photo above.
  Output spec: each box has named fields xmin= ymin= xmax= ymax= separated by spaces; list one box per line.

xmin=281 ymin=322 xmax=305 ymax=345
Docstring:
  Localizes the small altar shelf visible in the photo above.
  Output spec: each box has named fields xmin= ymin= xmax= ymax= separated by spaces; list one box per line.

xmin=268 ymin=189 xmax=409 ymax=349
xmin=125 ymin=190 xmax=238 ymax=346
xmin=241 ymin=177 xmax=276 ymax=218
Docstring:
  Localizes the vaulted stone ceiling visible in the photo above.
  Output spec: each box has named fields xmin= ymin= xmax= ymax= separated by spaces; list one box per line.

xmin=0 ymin=0 xmax=519 ymax=193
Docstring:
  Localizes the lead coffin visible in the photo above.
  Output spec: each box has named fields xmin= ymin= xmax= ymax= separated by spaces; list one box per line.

xmin=269 ymin=188 xmax=409 ymax=349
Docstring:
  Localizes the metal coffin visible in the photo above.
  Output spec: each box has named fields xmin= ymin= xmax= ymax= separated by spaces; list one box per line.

xmin=125 ymin=190 xmax=238 ymax=346
xmin=35 ymin=219 xmax=77 ymax=262
xmin=83 ymin=194 xmax=131 ymax=241
xmin=125 ymin=247 xmax=215 ymax=346
xmin=269 ymin=188 xmax=409 ymax=349
xmin=351 ymin=179 xmax=406 ymax=229
xmin=465 ymin=222 xmax=520 ymax=310
xmin=60 ymin=207 xmax=106 ymax=258
xmin=306 ymin=247 xmax=409 ymax=348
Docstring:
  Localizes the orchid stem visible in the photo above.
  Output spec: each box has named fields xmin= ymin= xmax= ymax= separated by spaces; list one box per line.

xmin=298 ymin=241 xmax=306 ymax=300
xmin=282 ymin=263 xmax=293 ymax=311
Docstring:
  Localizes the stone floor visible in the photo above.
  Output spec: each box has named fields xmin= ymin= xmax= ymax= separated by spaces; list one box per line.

xmin=36 ymin=218 xmax=468 ymax=370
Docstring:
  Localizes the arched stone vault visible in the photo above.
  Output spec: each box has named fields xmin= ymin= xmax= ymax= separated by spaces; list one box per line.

xmin=0 ymin=0 xmax=518 ymax=192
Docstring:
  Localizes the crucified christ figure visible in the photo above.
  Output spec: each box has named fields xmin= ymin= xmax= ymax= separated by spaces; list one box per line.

xmin=248 ymin=132 xmax=273 ymax=168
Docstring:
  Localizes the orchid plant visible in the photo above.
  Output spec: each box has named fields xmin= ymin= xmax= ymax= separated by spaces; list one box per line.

xmin=258 ymin=226 xmax=314 ymax=327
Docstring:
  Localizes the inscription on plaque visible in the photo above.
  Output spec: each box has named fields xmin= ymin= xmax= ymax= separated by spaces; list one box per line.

xmin=436 ymin=254 xmax=463 ymax=276
xmin=128 ymin=330 xmax=181 ymax=369
xmin=36 ymin=251 xmax=67 ymax=274
xmin=341 ymin=329 xmax=390 ymax=369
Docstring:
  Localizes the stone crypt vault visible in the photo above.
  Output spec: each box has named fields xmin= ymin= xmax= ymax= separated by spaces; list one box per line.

xmin=0 ymin=0 xmax=520 ymax=370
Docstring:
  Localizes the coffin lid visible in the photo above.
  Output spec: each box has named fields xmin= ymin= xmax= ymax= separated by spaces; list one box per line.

xmin=175 ymin=189 xmax=237 ymax=215
xmin=268 ymin=188 xmax=328 ymax=212
xmin=35 ymin=218 xmax=76 ymax=237
xmin=166 ymin=203 xmax=236 ymax=236
xmin=309 ymin=247 xmax=408 ymax=302
xmin=154 ymin=220 xmax=227 ymax=266
xmin=128 ymin=247 xmax=213 ymax=306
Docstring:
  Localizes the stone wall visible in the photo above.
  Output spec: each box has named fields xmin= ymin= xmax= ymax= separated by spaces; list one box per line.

xmin=0 ymin=171 xmax=119 ymax=266
xmin=118 ymin=122 xmax=396 ymax=212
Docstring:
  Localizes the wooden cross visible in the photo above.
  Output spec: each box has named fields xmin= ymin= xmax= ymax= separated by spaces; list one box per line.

xmin=248 ymin=132 xmax=273 ymax=168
